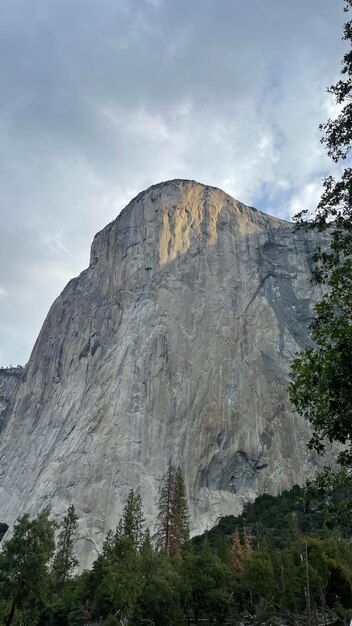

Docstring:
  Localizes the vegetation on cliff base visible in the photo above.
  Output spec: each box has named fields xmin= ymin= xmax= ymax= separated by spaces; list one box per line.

xmin=0 ymin=479 xmax=352 ymax=625
xmin=0 ymin=510 xmax=55 ymax=626
xmin=1 ymin=3 xmax=352 ymax=626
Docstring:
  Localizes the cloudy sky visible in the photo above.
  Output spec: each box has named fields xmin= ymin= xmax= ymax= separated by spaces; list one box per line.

xmin=0 ymin=0 xmax=346 ymax=366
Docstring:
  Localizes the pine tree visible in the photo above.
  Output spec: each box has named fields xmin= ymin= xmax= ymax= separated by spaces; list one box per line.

xmin=92 ymin=528 xmax=115 ymax=575
xmin=91 ymin=494 xmax=147 ymax=622
xmin=156 ymin=462 xmax=176 ymax=555
xmin=121 ymin=489 xmax=146 ymax=552
xmin=140 ymin=527 xmax=153 ymax=558
xmin=156 ymin=462 xmax=190 ymax=556
xmin=52 ymin=504 xmax=79 ymax=597
xmin=173 ymin=465 xmax=190 ymax=553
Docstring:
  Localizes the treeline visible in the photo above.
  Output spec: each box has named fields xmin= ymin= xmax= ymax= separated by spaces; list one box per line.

xmin=193 ymin=481 xmax=352 ymax=552
xmin=0 ymin=472 xmax=352 ymax=626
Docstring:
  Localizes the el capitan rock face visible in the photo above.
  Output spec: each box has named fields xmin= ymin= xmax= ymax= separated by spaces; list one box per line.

xmin=0 ymin=180 xmax=322 ymax=566
xmin=0 ymin=367 xmax=23 ymax=432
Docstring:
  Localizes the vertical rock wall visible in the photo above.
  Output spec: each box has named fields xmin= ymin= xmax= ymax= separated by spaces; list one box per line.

xmin=0 ymin=367 xmax=24 ymax=432
xmin=0 ymin=180 xmax=324 ymax=568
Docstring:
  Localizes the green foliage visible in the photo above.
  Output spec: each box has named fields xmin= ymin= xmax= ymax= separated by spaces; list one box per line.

xmin=274 ymin=545 xmax=306 ymax=613
xmin=60 ymin=570 xmax=93 ymax=626
xmin=192 ymin=484 xmax=333 ymax=552
xmin=305 ymin=468 xmax=352 ymax=535
xmin=0 ymin=509 xmax=55 ymax=625
xmin=82 ymin=490 xmax=152 ymax=623
xmin=180 ymin=545 xmax=234 ymax=624
xmin=1 ymin=485 xmax=352 ymax=625
xmin=93 ymin=542 xmax=141 ymax=619
xmin=240 ymin=551 xmax=276 ymax=609
xmin=52 ymin=505 xmax=79 ymax=597
xmin=191 ymin=483 xmax=352 ymax=621
xmin=90 ymin=534 xmax=140 ymax=620
xmin=120 ymin=489 xmax=146 ymax=551
xmin=131 ymin=552 xmax=184 ymax=626
xmin=174 ymin=465 xmax=190 ymax=551
xmin=290 ymin=0 xmax=352 ymax=467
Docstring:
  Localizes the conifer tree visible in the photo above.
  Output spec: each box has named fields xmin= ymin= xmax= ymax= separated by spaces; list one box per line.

xmin=174 ymin=465 xmax=190 ymax=552
xmin=156 ymin=462 xmax=190 ymax=556
xmin=95 ymin=528 xmax=116 ymax=568
xmin=230 ymin=529 xmax=243 ymax=572
xmin=156 ymin=462 xmax=176 ymax=555
xmin=140 ymin=527 xmax=153 ymax=558
xmin=52 ymin=504 xmax=79 ymax=597
xmin=139 ymin=528 xmax=156 ymax=593
xmin=121 ymin=489 xmax=146 ymax=552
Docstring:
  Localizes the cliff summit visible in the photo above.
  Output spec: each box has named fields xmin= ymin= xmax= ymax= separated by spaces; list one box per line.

xmin=0 ymin=180 xmax=322 ymax=567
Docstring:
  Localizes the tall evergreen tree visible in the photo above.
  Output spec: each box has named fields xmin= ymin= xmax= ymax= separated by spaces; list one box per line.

xmin=156 ymin=463 xmax=190 ymax=557
xmin=156 ymin=462 xmax=176 ymax=555
xmin=52 ymin=504 xmax=79 ymax=597
xmin=121 ymin=489 xmax=146 ymax=552
xmin=174 ymin=465 xmax=190 ymax=553
xmin=0 ymin=510 xmax=55 ymax=626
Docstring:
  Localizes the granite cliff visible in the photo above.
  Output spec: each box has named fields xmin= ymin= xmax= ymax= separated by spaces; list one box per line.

xmin=0 ymin=367 xmax=23 ymax=432
xmin=0 ymin=180 xmax=323 ymax=567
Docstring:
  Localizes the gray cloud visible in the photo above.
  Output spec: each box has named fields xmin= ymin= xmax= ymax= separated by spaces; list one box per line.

xmin=0 ymin=0 xmax=346 ymax=365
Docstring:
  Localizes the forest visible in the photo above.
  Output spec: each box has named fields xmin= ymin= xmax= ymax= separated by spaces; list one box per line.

xmin=0 ymin=466 xmax=352 ymax=626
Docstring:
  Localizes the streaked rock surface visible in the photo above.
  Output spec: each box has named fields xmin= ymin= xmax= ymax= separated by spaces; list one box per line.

xmin=0 ymin=367 xmax=23 ymax=432
xmin=0 ymin=180 xmax=323 ymax=567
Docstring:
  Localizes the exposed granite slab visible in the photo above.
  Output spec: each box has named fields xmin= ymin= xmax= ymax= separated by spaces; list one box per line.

xmin=0 ymin=180 xmax=325 ymax=568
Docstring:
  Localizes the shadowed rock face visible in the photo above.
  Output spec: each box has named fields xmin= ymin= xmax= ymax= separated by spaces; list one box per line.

xmin=0 ymin=180 xmax=323 ymax=567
